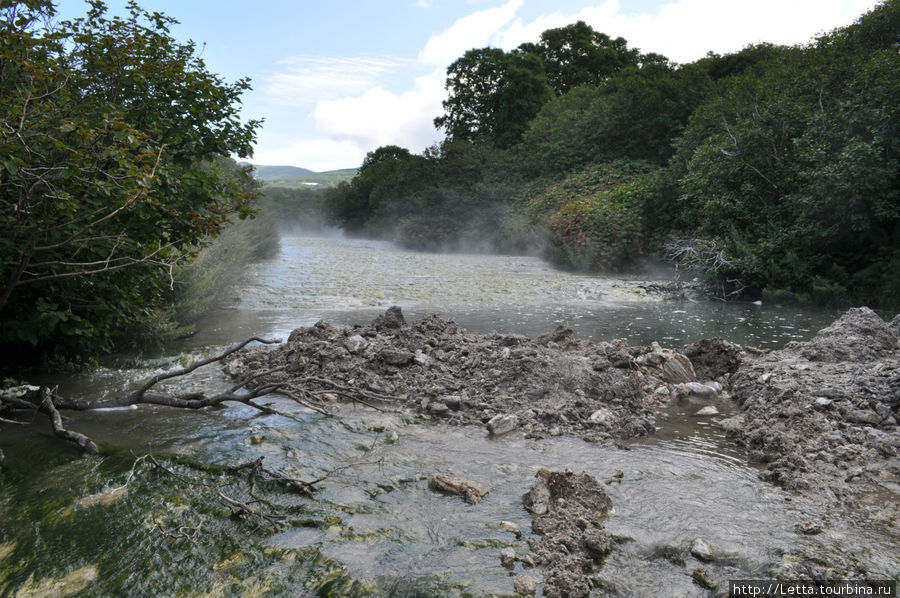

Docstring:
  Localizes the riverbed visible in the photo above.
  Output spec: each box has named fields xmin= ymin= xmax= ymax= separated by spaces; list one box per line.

xmin=1 ymin=233 xmax=894 ymax=597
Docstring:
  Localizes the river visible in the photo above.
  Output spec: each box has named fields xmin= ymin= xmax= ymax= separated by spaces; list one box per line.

xmin=0 ymin=233 xmax=894 ymax=597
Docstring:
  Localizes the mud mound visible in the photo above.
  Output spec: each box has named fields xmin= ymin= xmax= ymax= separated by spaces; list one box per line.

xmin=789 ymin=307 xmax=899 ymax=363
xmin=522 ymin=469 xmax=613 ymax=598
xmin=227 ymin=307 xmax=710 ymax=443
xmin=728 ymin=308 xmax=900 ymax=514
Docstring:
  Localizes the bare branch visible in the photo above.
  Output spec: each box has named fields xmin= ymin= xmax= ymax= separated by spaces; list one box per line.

xmin=38 ymin=387 xmax=99 ymax=454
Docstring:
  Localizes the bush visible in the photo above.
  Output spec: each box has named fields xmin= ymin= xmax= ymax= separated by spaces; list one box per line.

xmin=524 ymin=162 xmax=656 ymax=271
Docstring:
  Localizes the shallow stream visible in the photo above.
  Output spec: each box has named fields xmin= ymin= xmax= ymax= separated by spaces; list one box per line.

xmin=1 ymin=234 xmax=894 ymax=597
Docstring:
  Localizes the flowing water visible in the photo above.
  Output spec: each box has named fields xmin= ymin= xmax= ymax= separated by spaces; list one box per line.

xmin=0 ymin=233 xmax=894 ymax=597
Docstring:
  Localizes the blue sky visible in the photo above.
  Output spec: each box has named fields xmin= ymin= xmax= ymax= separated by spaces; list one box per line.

xmin=55 ymin=0 xmax=880 ymax=171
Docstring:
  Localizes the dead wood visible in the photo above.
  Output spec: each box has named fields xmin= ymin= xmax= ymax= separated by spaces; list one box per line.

xmin=0 ymin=336 xmax=371 ymax=455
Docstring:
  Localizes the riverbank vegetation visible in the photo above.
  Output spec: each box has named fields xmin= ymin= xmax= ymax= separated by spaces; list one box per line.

xmin=0 ymin=1 xmax=263 ymax=367
xmin=329 ymin=1 xmax=899 ymax=309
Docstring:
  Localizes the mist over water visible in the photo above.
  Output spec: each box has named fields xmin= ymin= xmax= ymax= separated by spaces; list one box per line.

xmin=197 ymin=233 xmax=841 ymax=351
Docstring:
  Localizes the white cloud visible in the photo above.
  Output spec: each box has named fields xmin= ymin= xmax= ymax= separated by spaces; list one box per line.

xmin=502 ymin=0 xmax=879 ymax=64
xmin=313 ymin=69 xmax=447 ymax=153
xmin=264 ymin=55 xmax=408 ymax=106
xmin=418 ymin=0 xmax=524 ymax=66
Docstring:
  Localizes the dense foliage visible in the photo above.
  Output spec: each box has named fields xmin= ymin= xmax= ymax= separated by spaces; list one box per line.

xmin=331 ymin=2 xmax=899 ymax=309
xmin=0 ymin=0 xmax=261 ymax=364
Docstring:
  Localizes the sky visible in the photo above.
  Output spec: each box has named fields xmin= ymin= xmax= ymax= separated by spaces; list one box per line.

xmin=55 ymin=0 xmax=880 ymax=172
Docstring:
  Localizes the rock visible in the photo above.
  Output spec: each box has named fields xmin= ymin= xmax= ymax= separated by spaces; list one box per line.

xmin=427 ymin=473 xmax=489 ymax=504
xmin=372 ymin=305 xmax=406 ymax=329
xmin=796 ymin=520 xmax=823 ymax=535
xmin=486 ymin=413 xmax=519 ymax=436
xmin=846 ymin=409 xmax=881 ymax=426
xmin=691 ymin=567 xmax=717 ymax=590
xmin=890 ymin=314 xmax=900 ymax=339
xmin=428 ymin=402 xmax=449 ymax=415
xmin=660 ymin=353 xmax=696 ymax=383
xmin=500 ymin=547 xmax=516 ymax=568
xmin=443 ymin=395 xmax=462 ymax=410
xmin=588 ymin=408 xmax=614 ymax=425
xmin=343 ymin=334 xmax=368 ymax=354
xmin=513 ymin=574 xmax=537 ymax=596
xmin=691 ymin=538 xmax=714 ymax=562
xmin=379 ymin=348 xmax=414 ymax=366
xmin=500 ymin=520 xmax=521 ymax=536
xmin=675 ymin=382 xmax=719 ymax=401
xmin=694 ymin=406 xmax=719 ymax=416
xmin=583 ymin=529 xmax=612 ymax=557
xmin=249 ymin=434 xmax=265 ymax=445
xmin=814 ymin=397 xmax=833 ymax=409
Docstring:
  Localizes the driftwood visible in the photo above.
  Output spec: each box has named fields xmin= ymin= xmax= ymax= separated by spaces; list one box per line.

xmin=0 ymin=335 xmax=384 ymax=455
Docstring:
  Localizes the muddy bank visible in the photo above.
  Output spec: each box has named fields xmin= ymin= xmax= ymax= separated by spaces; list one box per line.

xmin=227 ymin=306 xmax=723 ymax=445
xmin=724 ymin=307 xmax=900 ymax=524
xmin=228 ymin=306 xmax=900 ymax=518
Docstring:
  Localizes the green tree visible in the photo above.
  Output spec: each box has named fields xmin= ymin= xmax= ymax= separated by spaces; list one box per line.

xmin=517 ymin=21 xmax=640 ymax=95
xmin=671 ymin=0 xmax=899 ymax=305
xmin=517 ymin=59 xmax=713 ymax=176
xmin=434 ymin=47 xmax=553 ymax=148
xmin=0 ymin=0 xmax=261 ymax=360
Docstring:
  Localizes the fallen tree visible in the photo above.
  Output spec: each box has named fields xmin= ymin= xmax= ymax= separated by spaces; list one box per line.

xmin=0 ymin=335 xmax=401 ymax=458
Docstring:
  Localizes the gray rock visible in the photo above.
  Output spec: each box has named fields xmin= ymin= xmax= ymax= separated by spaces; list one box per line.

xmin=890 ymin=314 xmax=900 ymax=339
xmin=428 ymin=402 xmax=449 ymax=415
xmin=691 ymin=538 xmax=714 ymax=562
xmin=799 ymin=307 xmax=898 ymax=362
xmin=661 ymin=353 xmax=696 ymax=383
xmin=513 ymin=574 xmax=537 ymax=595
xmin=847 ymin=409 xmax=881 ymax=426
xmin=486 ymin=413 xmax=519 ymax=436
xmin=372 ymin=305 xmax=406 ymax=329
xmin=500 ymin=547 xmax=516 ymax=568
xmin=676 ymin=382 xmax=719 ymax=400
xmin=695 ymin=406 xmax=719 ymax=416
xmin=343 ymin=334 xmax=368 ymax=354
xmin=379 ymin=349 xmax=414 ymax=366
xmin=588 ymin=408 xmax=614 ymax=425
xmin=443 ymin=395 xmax=462 ymax=410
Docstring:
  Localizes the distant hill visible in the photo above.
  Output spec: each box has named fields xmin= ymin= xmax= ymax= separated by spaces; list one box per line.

xmin=248 ymin=164 xmax=358 ymax=188
xmin=251 ymin=164 xmax=314 ymax=181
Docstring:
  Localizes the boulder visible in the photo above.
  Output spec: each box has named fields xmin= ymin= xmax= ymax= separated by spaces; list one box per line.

xmin=691 ymin=538 xmax=714 ymax=562
xmin=372 ymin=305 xmax=406 ymax=330
xmin=343 ymin=334 xmax=368 ymax=354
xmin=514 ymin=575 xmax=537 ymax=596
xmin=486 ymin=413 xmax=519 ymax=436
xmin=661 ymin=353 xmax=697 ymax=384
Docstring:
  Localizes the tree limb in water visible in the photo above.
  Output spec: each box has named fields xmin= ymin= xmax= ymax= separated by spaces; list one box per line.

xmin=2 ymin=337 xmax=322 ymax=455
